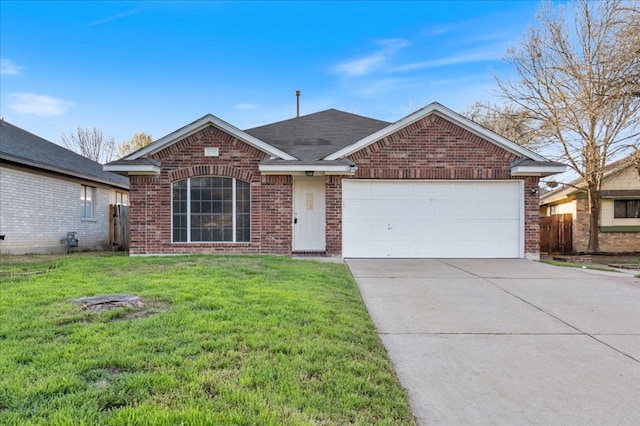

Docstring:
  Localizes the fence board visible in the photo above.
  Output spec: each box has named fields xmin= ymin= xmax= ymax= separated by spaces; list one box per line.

xmin=109 ymin=204 xmax=130 ymax=251
xmin=540 ymin=213 xmax=572 ymax=254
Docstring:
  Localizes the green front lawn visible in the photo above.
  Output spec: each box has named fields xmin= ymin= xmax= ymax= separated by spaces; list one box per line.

xmin=0 ymin=254 xmax=415 ymax=425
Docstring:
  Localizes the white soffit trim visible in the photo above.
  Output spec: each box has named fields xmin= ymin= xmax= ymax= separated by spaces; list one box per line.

xmin=259 ymin=164 xmax=353 ymax=173
xmin=324 ymin=102 xmax=548 ymax=162
xmin=103 ymin=164 xmax=160 ymax=175
xmin=510 ymin=164 xmax=567 ymax=177
xmin=127 ymin=114 xmax=297 ymax=161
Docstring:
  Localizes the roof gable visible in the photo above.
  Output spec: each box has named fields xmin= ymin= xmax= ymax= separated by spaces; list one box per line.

xmin=245 ymin=109 xmax=390 ymax=161
xmin=126 ymin=114 xmax=296 ymax=161
xmin=0 ymin=120 xmax=129 ymax=189
xmin=324 ymin=102 xmax=548 ymax=162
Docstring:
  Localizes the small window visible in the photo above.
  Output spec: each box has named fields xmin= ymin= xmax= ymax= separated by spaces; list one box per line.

xmin=614 ymin=200 xmax=640 ymax=218
xmin=115 ymin=191 xmax=129 ymax=206
xmin=81 ymin=185 xmax=96 ymax=219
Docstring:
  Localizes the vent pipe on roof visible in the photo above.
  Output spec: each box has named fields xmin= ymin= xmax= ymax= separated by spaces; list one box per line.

xmin=296 ymin=90 xmax=300 ymax=117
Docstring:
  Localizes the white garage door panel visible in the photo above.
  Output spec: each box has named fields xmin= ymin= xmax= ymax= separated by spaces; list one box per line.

xmin=343 ymin=180 xmax=523 ymax=258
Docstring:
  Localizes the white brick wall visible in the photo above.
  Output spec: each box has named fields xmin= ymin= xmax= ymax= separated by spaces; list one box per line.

xmin=0 ymin=166 xmax=117 ymax=254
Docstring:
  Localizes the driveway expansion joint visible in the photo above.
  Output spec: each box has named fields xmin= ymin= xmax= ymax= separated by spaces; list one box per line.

xmin=437 ymin=260 xmax=640 ymax=364
xmin=487 ymin=279 xmax=640 ymax=364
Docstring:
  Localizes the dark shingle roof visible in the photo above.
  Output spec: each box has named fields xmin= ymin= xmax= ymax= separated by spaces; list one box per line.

xmin=244 ymin=109 xmax=390 ymax=160
xmin=0 ymin=120 xmax=129 ymax=189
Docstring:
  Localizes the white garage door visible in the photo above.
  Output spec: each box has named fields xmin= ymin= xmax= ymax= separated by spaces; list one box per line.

xmin=342 ymin=180 xmax=523 ymax=258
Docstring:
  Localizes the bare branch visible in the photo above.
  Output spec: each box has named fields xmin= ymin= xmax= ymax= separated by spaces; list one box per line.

xmin=61 ymin=126 xmax=116 ymax=164
xmin=495 ymin=0 xmax=640 ymax=252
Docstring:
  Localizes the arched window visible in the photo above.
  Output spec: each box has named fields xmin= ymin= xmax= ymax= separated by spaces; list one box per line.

xmin=172 ymin=177 xmax=250 ymax=242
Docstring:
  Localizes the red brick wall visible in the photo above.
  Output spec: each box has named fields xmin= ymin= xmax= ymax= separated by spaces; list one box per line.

xmin=573 ymin=198 xmax=640 ymax=253
xmin=325 ymin=113 xmax=541 ymax=258
xmin=130 ymin=114 xmax=543 ymax=258
xmin=523 ymin=176 xmax=541 ymax=257
xmin=326 ymin=175 xmax=343 ymax=255
xmin=128 ymin=125 xmax=292 ymax=255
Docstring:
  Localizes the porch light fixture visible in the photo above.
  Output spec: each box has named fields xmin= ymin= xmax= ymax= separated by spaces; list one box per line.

xmin=305 ymin=171 xmax=314 ymax=176
xmin=530 ymin=187 xmax=539 ymax=195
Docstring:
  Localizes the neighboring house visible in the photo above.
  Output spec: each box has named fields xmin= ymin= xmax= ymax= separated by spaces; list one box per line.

xmin=0 ymin=120 xmax=130 ymax=254
xmin=540 ymin=155 xmax=640 ymax=253
xmin=105 ymin=102 xmax=564 ymax=260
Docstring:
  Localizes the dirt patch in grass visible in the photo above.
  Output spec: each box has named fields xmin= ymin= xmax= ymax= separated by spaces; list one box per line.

xmin=109 ymin=299 xmax=171 ymax=320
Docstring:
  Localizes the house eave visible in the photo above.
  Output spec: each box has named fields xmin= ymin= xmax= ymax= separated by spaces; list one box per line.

xmin=540 ymin=187 xmax=581 ymax=205
xmin=2 ymin=155 xmax=129 ymax=190
xmin=510 ymin=164 xmax=567 ymax=177
xmin=259 ymin=163 xmax=355 ymax=175
xmin=103 ymin=164 xmax=161 ymax=176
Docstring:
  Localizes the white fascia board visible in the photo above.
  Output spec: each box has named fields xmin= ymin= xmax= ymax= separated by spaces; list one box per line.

xmin=324 ymin=102 xmax=548 ymax=162
xmin=259 ymin=164 xmax=353 ymax=173
xmin=128 ymin=114 xmax=296 ymax=161
xmin=510 ymin=164 xmax=567 ymax=177
xmin=103 ymin=164 xmax=161 ymax=175
xmin=539 ymin=182 xmax=581 ymax=204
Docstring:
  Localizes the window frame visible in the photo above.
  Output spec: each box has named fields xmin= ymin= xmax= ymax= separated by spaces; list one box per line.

xmin=613 ymin=199 xmax=640 ymax=219
xmin=171 ymin=176 xmax=251 ymax=243
xmin=115 ymin=191 xmax=129 ymax=206
xmin=81 ymin=185 xmax=96 ymax=219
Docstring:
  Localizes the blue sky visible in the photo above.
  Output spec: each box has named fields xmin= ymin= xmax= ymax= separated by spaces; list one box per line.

xmin=1 ymin=1 xmax=542 ymax=150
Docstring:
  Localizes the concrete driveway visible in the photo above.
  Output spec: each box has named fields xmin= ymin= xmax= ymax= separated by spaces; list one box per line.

xmin=347 ymin=259 xmax=640 ymax=425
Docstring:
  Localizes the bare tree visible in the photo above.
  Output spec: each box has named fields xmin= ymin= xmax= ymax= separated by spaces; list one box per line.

xmin=61 ymin=126 xmax=116 ymax=164
xmin=496 ymin=0 xmax=640 ymax=252
xmin=462 ymin=101 xmax=551 ymax=149
xmin=117 ymin=132 xmax=153 ymax=158
xmin=631 ymin=148 xmax=640 ymax=179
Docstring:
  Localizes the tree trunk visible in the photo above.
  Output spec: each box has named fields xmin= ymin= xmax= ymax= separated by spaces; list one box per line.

xmin=586 ymin=184 xmax=601 ymax=253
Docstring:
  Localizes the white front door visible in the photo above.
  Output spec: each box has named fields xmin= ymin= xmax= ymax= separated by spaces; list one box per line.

xmin=293 ymin=179 xmax=326 ymax=251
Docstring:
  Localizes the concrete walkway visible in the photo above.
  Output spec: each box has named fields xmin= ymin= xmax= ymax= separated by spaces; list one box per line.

xmin=347 ymin=259 xmax=640 ymax=425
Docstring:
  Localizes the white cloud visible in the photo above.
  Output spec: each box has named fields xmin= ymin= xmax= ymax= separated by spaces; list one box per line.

xmin=235 ymin=103 xmax=258 ymax=110
xmin=333 ymin=38 xmax=410 ymax=77
xmin=7 ymin=93 xmax=74 ymax=116
xmin=1 ymin=58 xmax=22 ymax=75
xmin=393 ymin=45 xmax=504 ymax=72
xmin=334 ymin=52 xmax=386 ymax=77
xmin=356 ymin=77 xmax=414 ymax=97
xmin=88 ymin=7 xmax=151 ymax=26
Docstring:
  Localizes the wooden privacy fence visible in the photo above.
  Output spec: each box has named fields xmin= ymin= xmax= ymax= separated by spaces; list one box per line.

xmin=109 ymin=204 xmax=129 ymax=251
xmin=540 ymin=213 xmax=572 ymax=254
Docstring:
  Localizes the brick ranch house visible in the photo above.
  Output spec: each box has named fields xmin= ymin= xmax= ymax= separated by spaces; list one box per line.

xmin=105 ymin=102 xmax=564 ymax=260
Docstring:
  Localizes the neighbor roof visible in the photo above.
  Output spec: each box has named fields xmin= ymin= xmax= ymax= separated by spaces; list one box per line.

xmin=0 ymin=120 xmax=129 ymax=189
xmin=540 ymin=151 xmax=639 ymax=204
xmin=245 ymin=109 xmax=390 ymax=161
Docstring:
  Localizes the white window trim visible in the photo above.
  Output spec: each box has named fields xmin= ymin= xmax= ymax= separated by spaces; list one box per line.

xmin=171 ymin=176 xmax=250 ymax=243
xmin=81 ymin=185 xmax=96 ymax=219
